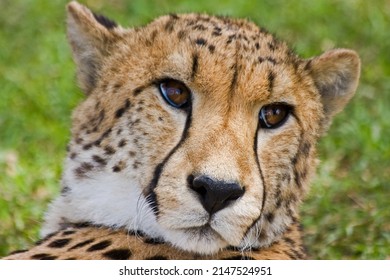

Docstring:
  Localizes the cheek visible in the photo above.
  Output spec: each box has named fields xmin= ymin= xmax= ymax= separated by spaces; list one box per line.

xmin=129 ymin=96 xmax=188 ymax=189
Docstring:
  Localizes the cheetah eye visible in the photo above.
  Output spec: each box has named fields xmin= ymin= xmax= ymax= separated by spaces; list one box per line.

xmin=259 ymin=103 xmax=291 ymax=129
xmin=159 ymin=79 xmax=191 ymax=109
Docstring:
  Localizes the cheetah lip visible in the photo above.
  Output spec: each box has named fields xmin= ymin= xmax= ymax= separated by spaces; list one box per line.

xmin=175 ymin=222 xmax=244 ymax=246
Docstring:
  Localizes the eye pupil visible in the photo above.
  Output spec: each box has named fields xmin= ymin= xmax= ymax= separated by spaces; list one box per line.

xmin=259 ymin=103 xmax=291 ymax=129
xmin=159 ymin=80 xmax=190 ymax=108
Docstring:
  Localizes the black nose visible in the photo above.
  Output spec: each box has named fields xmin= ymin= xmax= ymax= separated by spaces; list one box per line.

xmin=189 ymin=175 xmax=244 ymax=215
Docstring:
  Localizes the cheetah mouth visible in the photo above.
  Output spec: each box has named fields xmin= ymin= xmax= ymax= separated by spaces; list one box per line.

xmin=173 ymin=221 xmax=243 ymax=247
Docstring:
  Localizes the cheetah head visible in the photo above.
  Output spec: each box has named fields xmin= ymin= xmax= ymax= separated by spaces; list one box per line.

xmin=43 ymin=1 xmax=360 ymax=254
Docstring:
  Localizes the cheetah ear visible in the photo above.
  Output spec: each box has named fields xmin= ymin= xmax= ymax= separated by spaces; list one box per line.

xmin=307 ymin=49 xmax=360 ymax=127
xmin=66 ymin=1 xmax=120 ymax=94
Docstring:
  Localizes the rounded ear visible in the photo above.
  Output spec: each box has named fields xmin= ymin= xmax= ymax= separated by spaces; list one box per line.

xmin=66 ymin=1 xmax=121 ymax=94
xmin=306 ymin=49 xmax=361 ymax=127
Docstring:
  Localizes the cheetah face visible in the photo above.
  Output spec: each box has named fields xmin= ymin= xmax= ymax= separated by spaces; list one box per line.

xmin=43 ymin=2 xmax=360 ymax=254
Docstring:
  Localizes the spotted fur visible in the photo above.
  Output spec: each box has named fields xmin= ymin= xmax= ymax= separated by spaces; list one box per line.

xmin=5 ymin=1 xmax=360 ymax=259
xmin=5 ymin=223 xmax=305 ymax=260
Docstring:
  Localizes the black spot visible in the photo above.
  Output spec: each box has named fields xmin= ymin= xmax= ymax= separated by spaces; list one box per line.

xmin=82 ymin=143 xmax=93 ymax=150
xmin=35 ymin=232 xmax=57 ymax=246
xmin=144 ymin=238 xmax=165 ymax=245
xmin=48 ymin=238 xmax=71 ymax=248
xmin=208 ymin=44 xmax=215 ymax=53
xmin=304 ymin=60 xmax=312 ymax=71
xmin=195 ymin=38 xmax=207 ymax=46
xmin=258 ymin=56 xmax=277 ymax=65
xmin=129 ymin=151 xmax=136 ymax=157
xmin=284 ymin=237 xmax=296 ymax=246
xmin=127 ymin=230 xmax=144 ymax=237
xmin=68 ymin=239 xmax=95 ymax=251
xmin=169 ymin=13 xmax=179 ymax=19
xmin=112 ymin=83 xmax=122 ymax=94
xmin=191 ymin=53 xmax=199 ymax=80
xmin=70 ymin=152 xmax=77 ymax=159
xmin=146 ymin=255 xmax=168 ymax=260
xmin=118 ymin=139 xmax=127 ymax=147
xmin=112 ymin=165 xmax=122 ymax=173
xmin=73 ymin=222 xmax=92 ymax=228
xmin=164 ymin=18 xmax=175 ymax=32
xmin=92 ymin=12 xmax=118 ymax=29
xmin=266 ymin=56 xmax=277 ymax=65
xmin=103 ymin=249 xmax=132 ymax=260
xmin=268 ymin=71 xmax=275 ymax=92
xmin=133 ymin=86 xmax=145 ymax=96
xmin=177 ymin=30 xmax=187 ymax=40
xmin=212 ymin=27 xmax=222 ymax=36
xmin=62 ymin=230 xmax=76 ymax=236
xmin=265 ymin=212 xmax=275 ymax=223
xmin=74 ymin=162 xmax=94 ymax=178
xmin=87 ymin=240 xmax=112 ymax=252
xmin=101 ymin=128 xmax=112 ymax=139
xmin=115 ymin=99 xmax=131 ymax=118
xmin=31 ymin=253 xmax=58 ymax=260
xmin=104 ymin=145 xmax=116 ymax=155
xmin=226 ymin=34 xmax=236 ymax=44
xmin=255 ymin=42 xmax=260 ymax=50
xmin=7 ymin=249 xmax=28 ymax=255
xmin=268 ymin=42 xmax=276 ymax=51
xmin=92 ymin=155 xmax=107 ymax=166
xmin=61 ymin=185 xmax=71 ymax=195
xmin=133 ymin=161 xmax=141 ymax=169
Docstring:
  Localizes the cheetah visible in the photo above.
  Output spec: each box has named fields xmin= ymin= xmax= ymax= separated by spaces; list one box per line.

xmin=4 ymin=1 xmax=360 ymax=260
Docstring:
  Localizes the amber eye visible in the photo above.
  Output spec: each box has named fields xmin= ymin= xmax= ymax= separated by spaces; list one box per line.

xmin=159 ymin=80 xmax=191 ymax=109
xmin=259 ymin=103 xmax=291 ymax=129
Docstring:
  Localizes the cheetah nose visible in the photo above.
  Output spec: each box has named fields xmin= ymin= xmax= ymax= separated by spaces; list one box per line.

xmin=189 ymin=175 xmax=244 ymax=215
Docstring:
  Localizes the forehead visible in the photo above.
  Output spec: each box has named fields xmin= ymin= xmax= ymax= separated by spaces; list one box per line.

xmin=119 ymin=14 xmax=303 ymax=103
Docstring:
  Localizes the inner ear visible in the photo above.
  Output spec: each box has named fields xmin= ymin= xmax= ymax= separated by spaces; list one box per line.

xmin=307 ymin=49 xmax=360 ymax=127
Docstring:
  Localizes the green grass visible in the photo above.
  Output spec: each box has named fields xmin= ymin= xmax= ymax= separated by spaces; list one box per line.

xmin=0 ymin=0 xmax=389 ymax=259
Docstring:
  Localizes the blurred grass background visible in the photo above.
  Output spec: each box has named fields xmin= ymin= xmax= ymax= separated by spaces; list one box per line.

xmin=0 ymin=0 xmax=389 ymax=259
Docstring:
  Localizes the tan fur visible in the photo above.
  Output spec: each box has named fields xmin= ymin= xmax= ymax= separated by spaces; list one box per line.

xmin=4 ymin=1 xmax=360 ymax=260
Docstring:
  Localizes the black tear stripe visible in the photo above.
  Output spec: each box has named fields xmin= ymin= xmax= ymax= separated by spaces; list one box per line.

xmin=242 ymin=122 xmax=267 ymax=239
xmin=145 ymin=106 xmax=193 ymax=215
